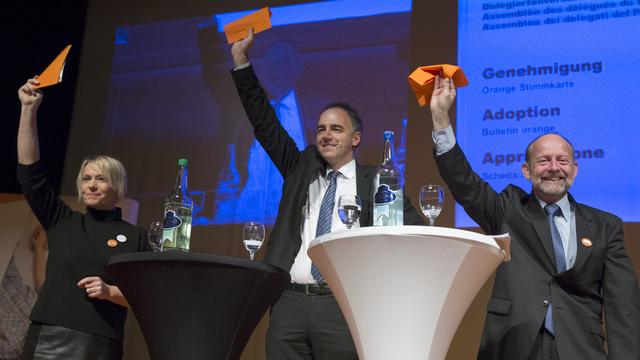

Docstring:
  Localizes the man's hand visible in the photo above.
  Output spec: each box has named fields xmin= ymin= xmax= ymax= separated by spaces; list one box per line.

xmin=492 ymin=234 xmax=511 ymax=262
xmin=429 ymin=75 xmax=456 ymax=130
xmin=18 ymin=78 xmax=43 ymax=109
xmin=231 ymin=27 xmax=254 ymax=68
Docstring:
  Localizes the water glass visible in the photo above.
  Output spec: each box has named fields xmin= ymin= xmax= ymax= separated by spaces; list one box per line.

xmin=243 ymin=222 xmax=265 ymax=260
xmin=419 ymin=185 xmax=445 ymax=226
xmin=148 ymin=220 xmax=164 ymax=252
xmin=338 ymin=195 xmax=362 ymax=229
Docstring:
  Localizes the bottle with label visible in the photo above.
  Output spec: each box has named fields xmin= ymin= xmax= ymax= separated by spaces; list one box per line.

xmin=373 ymin=131 xmax=404 ymax=226
xmin=163 ymin=158 xmax=193 ymax=251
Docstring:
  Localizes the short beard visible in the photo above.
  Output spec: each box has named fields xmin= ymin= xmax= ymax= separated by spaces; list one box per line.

xmin=536 ymin=177 xmax=573 ymax=197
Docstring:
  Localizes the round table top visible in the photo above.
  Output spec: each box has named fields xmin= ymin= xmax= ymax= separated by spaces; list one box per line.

xmin=310 ymin=225 xmax=500 ymax=251
xmin=106 ymin=251 xmax=288 ymax=275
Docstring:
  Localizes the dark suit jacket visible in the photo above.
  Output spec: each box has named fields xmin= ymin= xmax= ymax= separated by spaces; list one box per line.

xmin=232 ymin=65 xmax=424 ymax=272
xmin=435 ymin=144 xmax=640 ymax=360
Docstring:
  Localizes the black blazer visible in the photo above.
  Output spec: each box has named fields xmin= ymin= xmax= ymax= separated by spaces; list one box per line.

xmin=232 ymin=65 xmax=424 ymax=272
xmin=435 ymin=144 xmax=640 ymax=360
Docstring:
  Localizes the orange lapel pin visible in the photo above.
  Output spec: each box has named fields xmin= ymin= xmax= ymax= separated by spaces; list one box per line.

xmin=581 ymin=238 xmax=593 ymax=247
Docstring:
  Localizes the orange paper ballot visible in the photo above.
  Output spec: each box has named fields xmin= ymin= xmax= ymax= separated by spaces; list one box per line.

xmin=34 ymin=45 xmax=72 ymax=89
xmin=408 ymin=64 xmax=469 ymax=107
xmin=223 ymin=7 xmax=272 ymax=44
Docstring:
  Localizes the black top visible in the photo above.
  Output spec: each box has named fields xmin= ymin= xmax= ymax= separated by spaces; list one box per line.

xmin=17 ymin=161 xmax=149 ymax=340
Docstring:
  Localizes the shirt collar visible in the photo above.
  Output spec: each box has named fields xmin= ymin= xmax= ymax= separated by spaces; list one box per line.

xmin=538 ymin=193 xmax=571 ymax=219
xmin=325 ymin=159 xmax=356 ymax=180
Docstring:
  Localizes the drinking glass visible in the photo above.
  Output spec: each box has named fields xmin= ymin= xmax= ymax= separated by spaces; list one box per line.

xmin=148 ymin=220 xmax=164 ymax=252
xmin=419 ymin=185 xmax=445 ymax=226
xmin=338 ymin=195 xmax=362 ymax=229
xmin=243 ymin=222 xmax=265 ymax=260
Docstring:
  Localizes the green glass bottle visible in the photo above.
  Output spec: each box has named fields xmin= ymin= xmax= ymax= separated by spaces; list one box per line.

xmin=162 ymin=159 xmax=193 ymax=251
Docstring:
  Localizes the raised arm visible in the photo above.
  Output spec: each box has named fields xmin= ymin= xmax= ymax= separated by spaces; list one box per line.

xmin=428 ymin=74 xmax=509 ymax=234
xmin=16 ymin=78 xmax=74 ymax=229
xmin=17 ymin=78 xmax=44 ymax=165
xmin=229 ymin=28 xmax=303 ymax=178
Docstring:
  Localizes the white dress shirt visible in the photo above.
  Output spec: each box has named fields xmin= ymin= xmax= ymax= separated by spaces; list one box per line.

xmin=290 ymin=159 xmax=359 ymax=284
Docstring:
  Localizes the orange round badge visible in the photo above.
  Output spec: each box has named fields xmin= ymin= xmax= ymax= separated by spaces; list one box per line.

xmin=581 ymin=238 xmax=593 ymax=247
xmin=107 ymin=239 xmax=118 ymax=247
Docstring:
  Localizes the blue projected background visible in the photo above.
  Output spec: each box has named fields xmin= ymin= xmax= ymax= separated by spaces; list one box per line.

xmin=456 ymin=0 xmax=640 ymax=227
xmin=104 ymin=1 xmax=413 ymax=226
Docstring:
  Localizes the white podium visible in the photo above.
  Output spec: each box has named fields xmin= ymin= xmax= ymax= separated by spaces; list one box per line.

xmin=308 ymin=226 xmax=503 ymax=360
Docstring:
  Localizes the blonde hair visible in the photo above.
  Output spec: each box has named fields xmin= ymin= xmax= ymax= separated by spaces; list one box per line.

xmin=76 ymin=155 xmax=127 ymax=204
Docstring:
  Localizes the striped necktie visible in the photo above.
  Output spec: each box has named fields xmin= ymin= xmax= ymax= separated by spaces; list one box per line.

xmin=311 ymin=171 xmax=338 ymax=283
xmin=543 ymin=203 xmax=565 ymax=335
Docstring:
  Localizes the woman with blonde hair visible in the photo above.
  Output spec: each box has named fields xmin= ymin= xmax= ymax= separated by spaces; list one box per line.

xmin=16 ymin=78 xmax=149 ymax=360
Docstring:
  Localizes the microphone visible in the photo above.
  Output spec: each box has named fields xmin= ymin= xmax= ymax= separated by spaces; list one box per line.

xmin=335 ymin=140 xmax=353 ymax=150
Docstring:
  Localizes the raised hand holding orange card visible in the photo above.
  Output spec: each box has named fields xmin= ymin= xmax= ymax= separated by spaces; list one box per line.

xmin=408 ymin=64 xmax=468 ymax=107
xmin=223 ymin=7 xmax=272 ymax=44
xmin=33 ymin=45 xmax=72 ymax=89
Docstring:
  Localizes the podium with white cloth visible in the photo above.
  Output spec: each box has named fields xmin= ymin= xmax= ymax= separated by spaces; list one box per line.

xmin=307 ymin=226 xmax=503 ymax=360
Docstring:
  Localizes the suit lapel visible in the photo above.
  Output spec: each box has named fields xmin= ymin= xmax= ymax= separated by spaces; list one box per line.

xmin=525 ymin=195 xmax=558 ymax=272
xmin=356 ymin=164 xmax=373 ymax=227
xmin=572 ymin=200 xmax=595 ymax=271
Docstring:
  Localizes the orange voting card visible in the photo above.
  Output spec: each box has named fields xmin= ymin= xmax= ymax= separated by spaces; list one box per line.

xmin=34 ymin=45 xmax=72 ymax=89
xmin=407 ymin=64 xmax=469 ymax=107
xmin=223 ymin=7 xmax=272 ymax=44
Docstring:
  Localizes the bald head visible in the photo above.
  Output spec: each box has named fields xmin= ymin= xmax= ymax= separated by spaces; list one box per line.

xmin=525 ymin=133 xmax=575 ymax=165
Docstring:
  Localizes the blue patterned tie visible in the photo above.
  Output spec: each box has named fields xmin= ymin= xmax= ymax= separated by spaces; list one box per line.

xmin=544 ymin=203 xmax=565 ymax=335
xmin=311 ymin=171 xmax=338 ymax=283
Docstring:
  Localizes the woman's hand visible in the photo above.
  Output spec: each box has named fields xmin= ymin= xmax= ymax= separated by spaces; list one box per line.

xmin=17 ymin=78 xmax=43 ymax=165
xmin=78 ymin=276 xmax=111 ymax=300
xmin=77 ymin=276 xmax=130 ymax=308
xmin=18 ymin=78 xmax=43 ymax=108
